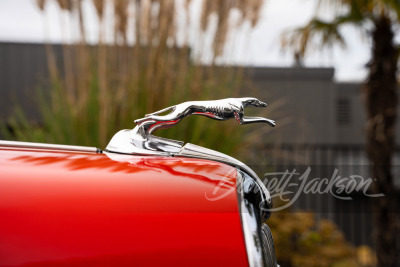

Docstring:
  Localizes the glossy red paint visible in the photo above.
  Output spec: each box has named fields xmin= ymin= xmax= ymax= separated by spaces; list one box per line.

xmin=0 ymin=147 xmax=248 ymax=267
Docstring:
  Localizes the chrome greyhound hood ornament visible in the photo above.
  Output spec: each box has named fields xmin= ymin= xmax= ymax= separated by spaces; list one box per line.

xmin=106 ymin=97 xmax=275 ymax=156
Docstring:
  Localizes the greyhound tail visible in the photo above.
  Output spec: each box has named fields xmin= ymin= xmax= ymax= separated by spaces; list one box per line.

xmin=145 ymin=106 xmax=176 ymax=117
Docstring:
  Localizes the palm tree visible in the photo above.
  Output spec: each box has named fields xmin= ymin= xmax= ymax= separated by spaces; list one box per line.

xmin=282 ymin=1 xmax=399 ymax=266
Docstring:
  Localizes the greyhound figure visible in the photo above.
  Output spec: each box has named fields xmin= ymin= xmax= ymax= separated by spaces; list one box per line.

xmin=134 ymin=97 xmax=275 ymax=136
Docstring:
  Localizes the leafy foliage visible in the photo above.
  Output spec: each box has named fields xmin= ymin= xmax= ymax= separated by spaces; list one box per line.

xmin=282 ymin=0 xmax=400 ymax=57
xmin=268 ymin=209 xmax=365 ymax=267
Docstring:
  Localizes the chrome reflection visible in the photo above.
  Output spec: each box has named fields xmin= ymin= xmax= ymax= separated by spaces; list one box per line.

xmin=237 ymin=169 xmax=278 ymax=267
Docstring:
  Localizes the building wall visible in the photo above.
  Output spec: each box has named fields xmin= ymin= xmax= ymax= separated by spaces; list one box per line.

xmin=0 ymin=42 xmax=55 ymax=122
xmin=246 ymin=67 xmax=400 ymax=146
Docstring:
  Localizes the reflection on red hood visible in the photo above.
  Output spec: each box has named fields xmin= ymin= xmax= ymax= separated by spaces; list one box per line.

xmin=0 ymin=147 xmax=248 ymax=267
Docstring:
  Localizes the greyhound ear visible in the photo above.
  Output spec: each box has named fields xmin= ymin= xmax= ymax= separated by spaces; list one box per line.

xmin=239 ymin=98 xmax=251 ymax=107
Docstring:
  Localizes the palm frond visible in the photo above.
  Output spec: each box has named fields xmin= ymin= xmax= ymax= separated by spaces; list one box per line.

xmin=282 ymin=18 xmax=347 ymax=57
xmin=282 ymin=0 xmax=370 ymax=58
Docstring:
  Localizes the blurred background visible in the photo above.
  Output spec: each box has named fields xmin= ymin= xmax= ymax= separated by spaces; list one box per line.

xmin=0 ymin=0 xmax=399 ymax=266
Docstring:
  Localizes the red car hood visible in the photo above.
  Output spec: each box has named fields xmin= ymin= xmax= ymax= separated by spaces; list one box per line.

xmin=0 ymin=147 xmax=248 ymax=267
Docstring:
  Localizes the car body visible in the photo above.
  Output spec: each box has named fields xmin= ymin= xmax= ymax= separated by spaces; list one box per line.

xmin=0 ymin=98 xmax=278 ymax=266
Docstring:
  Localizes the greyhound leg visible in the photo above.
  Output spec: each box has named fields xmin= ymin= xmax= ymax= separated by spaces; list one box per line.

xmin=242 ymin=116 xmax=275 ymax=127
xmin=235 ymin=112 xmax=275 ymax=127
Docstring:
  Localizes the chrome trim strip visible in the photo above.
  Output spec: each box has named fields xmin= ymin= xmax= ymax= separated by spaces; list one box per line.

xmin=237 ymin=169 xmax=278 ymax=267
xmin=0 ymin=140 xmax=101 ymax=153
xmin=236 ymin=170 xmax=265 ymax=267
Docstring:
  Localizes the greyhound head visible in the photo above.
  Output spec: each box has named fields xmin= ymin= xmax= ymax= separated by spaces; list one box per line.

xmin=240 ymin=97 xmax=268 ymax=108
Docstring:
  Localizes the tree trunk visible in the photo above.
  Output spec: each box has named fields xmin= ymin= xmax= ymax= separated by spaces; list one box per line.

xmin=364 ymin=15 xmax=398 ymax=267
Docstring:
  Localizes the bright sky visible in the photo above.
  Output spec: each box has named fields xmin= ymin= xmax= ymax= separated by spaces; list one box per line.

xmin=0 ymin=0 xmax=374 ymax=82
